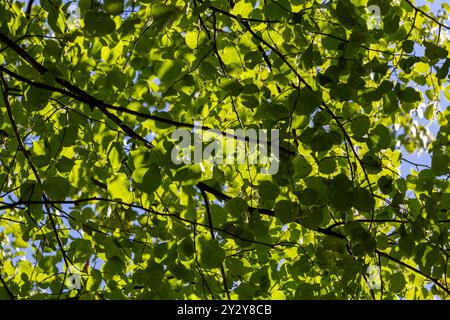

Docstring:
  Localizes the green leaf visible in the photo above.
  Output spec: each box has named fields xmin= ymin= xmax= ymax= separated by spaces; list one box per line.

xmin=292 ymin=156 xmax=312 ymax=180
xmin=258 ymin=181 xmax=279 ymax=202
xmin=299 ymin=206 xmax=324 ymax=228
xmin=377 ymin=176 xmax=393 ymax=194
xmin=336 ymin=0 xmax=357 ymax=29
xmin=383 ymin=13 xmax=400 ymax=34
xmin=298 ymin=188 xmax=319 ymax=206
xmin=352 ymin=188 xmax=374 ymax=213
xmin=69 ymin=239 xmax=93 ymax=263
xmin=104 ymin=0 xmax=124 ymax=15
xmin=231 ymin=0 xmax=253 ymax=18
xmin=292 ymin=89 xmax=322 ymax=116
xmin=56 ymin=156 xmax=75 ymax=173
xmin=225 ymin=198 xmax=248 ymax=219
xmin=221 ymin=79 xmax=244 ymax=96
xmin=368 ymin=124 xmax=391 ymax=152
xmin=107 ymin=173 xmax=133 ymax=202
xmin=25 ymin=87 xmax=51 ymax=111
xmin=351 ymin=116 xmax=370 ymax=137
xmin=132 ymin=165 xmax=161 ymax=194
xmin=431 ymin=154 xmax=450 ymax=175
xmin=84 ymin=10 xmax=116 ymax=36
xmin=390 ymin=273 xmax=406 ymax=293
xmin=156 ymin=60 xmax=182 ymax=83
xmin=263 ymin=0 xmax=290 ymax=20
xmin=301 ymin=44 xmax=314 ymax=69
xmin=43 ymin=177 xmax=71 ymax=199
xmin=424 ymin=41 xmax=448 ymax=60
xmin=318 ymin=157 xmax=336 ymax=174
xmin=221 ymin=46 xmax=241 ymax=65
xmin=274 ymin=200 xmax=298 ymax=224
xmin=209 ymin=204 xmax=227 ymax=227
xmin=346 ymin=224 xmax=376 ymax=256
xmin=62 ymin=125 xmax=78 ymax=147
xmin=396 ymin=86 xmax=421 ymax=103
xmin=146 ymin=262 xmax=165 ymax=290
xmin=108 ymin=142 xmax=123 ymax=172
xmin=173 ymin=165 xmax=202 ymax=185
xmin=178 ymin=237 xmax=195 ymax=260
xmin=103 ymin=256 xmax=125 ymax=275
xmin=199 ymin=238 xmax=226 ymax=269
xmin=402 ymin=40 xmax=414 ymax=53
xmin=361 ymin=153 xmax=382 ymax=174
xmin=185 ymin=30 xmax=200 ymax=49
xmin=398 ymin=235 xmax=415 ymax=256
xmin=330 ymin=174 xmax=354 ymax=211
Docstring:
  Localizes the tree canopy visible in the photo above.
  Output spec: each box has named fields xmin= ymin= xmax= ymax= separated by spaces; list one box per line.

xmin=0 ymin=0 xmax=449 ymax=300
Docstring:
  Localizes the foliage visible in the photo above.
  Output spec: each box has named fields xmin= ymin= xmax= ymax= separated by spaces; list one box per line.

xmin=0 ymin=0 xmax=449 ymax=300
